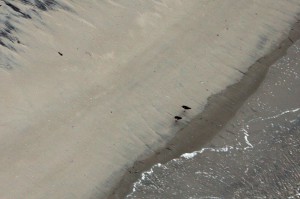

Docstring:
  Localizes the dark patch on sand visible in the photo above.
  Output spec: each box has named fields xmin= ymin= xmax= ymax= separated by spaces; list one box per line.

xmin=0 ymin=0 xmax=71 ymax=68
xmin=256 ymin=35 xmax=268 ymax=50
xmin=4 ymin=1 xmax=31 ymax=19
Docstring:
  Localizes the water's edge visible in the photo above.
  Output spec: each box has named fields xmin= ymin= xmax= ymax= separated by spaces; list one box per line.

xmin=107 ymin=17 xmax=300 ymax=199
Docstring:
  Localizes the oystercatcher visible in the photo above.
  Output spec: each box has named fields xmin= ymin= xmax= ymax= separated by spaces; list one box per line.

xmin=182 ymin=105 xmax=191 ymax=110
xmin=174 ymin=116 xmax=182 ymax=121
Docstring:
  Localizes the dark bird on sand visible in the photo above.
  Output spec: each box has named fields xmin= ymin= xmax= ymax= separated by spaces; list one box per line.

xmin=174 ymin=116 xmax=182 ymax=121
xmin=182 ymin=105 xmax=191 ymax=110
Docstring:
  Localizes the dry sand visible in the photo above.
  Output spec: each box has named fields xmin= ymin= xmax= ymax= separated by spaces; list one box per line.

xmin=1 ymin=1 xmax=300 ymax=198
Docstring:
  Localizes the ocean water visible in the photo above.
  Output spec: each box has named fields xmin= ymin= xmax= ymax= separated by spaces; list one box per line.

xmin=126 ymin=41 xmax=300 ymax=199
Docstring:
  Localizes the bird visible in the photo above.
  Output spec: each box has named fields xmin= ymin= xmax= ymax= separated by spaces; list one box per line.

xmin=174 ymin=116 xmax=182 ymax=121
xmin=182 ymin=105 xmax=191 ymax=110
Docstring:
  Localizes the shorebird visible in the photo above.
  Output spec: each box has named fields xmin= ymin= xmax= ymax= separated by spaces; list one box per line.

xmin=174 ymin=116 xmax=182 ymax=121
xmin=182 ymin=105 xmax=191 ymax=110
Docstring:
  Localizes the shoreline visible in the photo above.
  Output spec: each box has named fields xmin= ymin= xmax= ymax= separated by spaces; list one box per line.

xmin=124 ymin=36 xmax=300 ymax=198
xmin=2 ymin=2 xmax=300 ymax=198
xmin=108 ymin=17 xmax=300 ymax=199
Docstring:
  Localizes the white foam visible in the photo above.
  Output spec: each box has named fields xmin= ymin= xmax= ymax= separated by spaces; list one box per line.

xmin=241 ymin=128 xmax=254 ymax=149
xmin=181 ymin=152 xmax=198 ymax=159
xmin=262 ymin=108 xmax=300 ymax=121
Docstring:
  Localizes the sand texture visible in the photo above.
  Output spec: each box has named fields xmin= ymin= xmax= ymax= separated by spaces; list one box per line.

xmin=0 ymin=1 xmax=300 ymax=198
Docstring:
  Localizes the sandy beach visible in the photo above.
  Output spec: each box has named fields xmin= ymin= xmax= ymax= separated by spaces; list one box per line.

xmin=124 ymin=32 xmax=300 ymax=199
xmin=1 ymin=1 xmax=300 ymax=198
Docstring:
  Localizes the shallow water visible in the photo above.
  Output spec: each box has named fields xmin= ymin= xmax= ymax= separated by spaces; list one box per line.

xmin=127 ymin=40 xmax=300 ymax=199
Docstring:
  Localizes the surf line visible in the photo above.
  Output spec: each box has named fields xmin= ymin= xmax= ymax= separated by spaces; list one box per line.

xmin=127 ymin=108 xmax=300 ymax=196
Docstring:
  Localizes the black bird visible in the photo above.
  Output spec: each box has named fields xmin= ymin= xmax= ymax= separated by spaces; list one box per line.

xmin=174 ymin=116 xmax=182 ymax=121
xmin=182 ymin=105 xmax=191 ymax=110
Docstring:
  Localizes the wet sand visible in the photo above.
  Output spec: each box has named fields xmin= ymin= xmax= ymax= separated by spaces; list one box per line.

xmin=109 ymin=18 xmax=300 ymax=199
